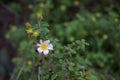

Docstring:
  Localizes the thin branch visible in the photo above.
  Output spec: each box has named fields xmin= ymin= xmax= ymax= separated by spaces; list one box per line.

xmin=0 ymin=2 xmax=20 ymax=25
xmin=16 ymin=61 xmax=26 ymax=80
xmin=0 ymin=2 xmax=18 ymax=16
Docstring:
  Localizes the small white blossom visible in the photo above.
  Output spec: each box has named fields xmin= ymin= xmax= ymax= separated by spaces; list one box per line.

xmin=36 ymin=39 xmax=53 ymax=55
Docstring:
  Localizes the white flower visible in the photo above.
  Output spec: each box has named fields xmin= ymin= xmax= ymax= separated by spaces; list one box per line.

xmin=36 ymin=39 xmax=53 ymax=55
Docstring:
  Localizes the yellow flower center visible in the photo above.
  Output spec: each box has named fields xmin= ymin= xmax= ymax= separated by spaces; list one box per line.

xmin=41 ymin=43 xmax=47 ymax=50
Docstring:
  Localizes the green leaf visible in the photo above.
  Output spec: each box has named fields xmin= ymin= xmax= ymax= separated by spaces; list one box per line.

xmin=51 ymin=74 xmax=57 ymax=80
xmin=40 ymin=28 xmax=49 ymax=38
xmin=53 ymin=52 xmax=63 ymax=58
xmin=41 ymin=21 xmax=49 ymax=27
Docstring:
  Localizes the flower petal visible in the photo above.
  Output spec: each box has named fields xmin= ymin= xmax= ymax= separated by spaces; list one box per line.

xmin=43 ymin=50 xmax=49 ymax=55
xmin=48 ymin=44 xmax=53 ymax=50
xmin=37 ymin=47 xmax=42 ymax=53
xmin=40 ymin=39 xmax=43 ymax=44
xmin=44 ymin=40 xmax=50 ymax=44
xmin=36 ymin=43 xmax=41 ymax=47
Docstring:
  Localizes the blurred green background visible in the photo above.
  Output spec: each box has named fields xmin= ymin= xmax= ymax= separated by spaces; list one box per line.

xmin=0 ymin=0 xmax=120 ymax=80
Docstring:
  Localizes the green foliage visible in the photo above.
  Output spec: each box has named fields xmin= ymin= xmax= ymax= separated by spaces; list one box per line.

xmin=0 ymin=49 xmax=14 ymax=77
xmin=4 ymin=0 xmax=120 ymax=80
xmin=9 ymin=25 xmax=89 ymax=80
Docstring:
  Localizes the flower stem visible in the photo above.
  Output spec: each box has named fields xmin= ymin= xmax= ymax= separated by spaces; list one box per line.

xmin=38 ymin=66 xmax=41 ymax=80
